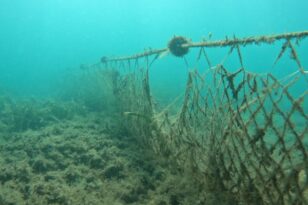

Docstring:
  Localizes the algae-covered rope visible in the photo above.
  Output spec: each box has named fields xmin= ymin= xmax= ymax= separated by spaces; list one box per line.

xmin=100 ymin=31 xmax=308 ymax=63
xmin=184 ymin=31 xmax=308 ymax=48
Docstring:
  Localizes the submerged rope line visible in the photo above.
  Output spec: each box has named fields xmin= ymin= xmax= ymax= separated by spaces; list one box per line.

xmin=184 ymin=31 xmax=308 ymax=48
xmin=100 ymin=31 xmax=308 ymax=63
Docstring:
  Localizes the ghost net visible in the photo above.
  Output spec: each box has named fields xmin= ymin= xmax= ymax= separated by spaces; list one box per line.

xmin=91 ymin=31 xmax=308 ymax=204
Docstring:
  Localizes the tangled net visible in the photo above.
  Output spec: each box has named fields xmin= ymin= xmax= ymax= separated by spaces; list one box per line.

xmin=88 ymin=31 xmax=308 ymax=204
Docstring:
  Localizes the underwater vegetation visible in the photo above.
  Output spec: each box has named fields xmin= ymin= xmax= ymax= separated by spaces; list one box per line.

xmin=58 ymin=68 xmax=118 ymax=113
xmin=0 ymin=68 xmax=119 ymax=133
xmin=0 ymin=100 xmax=207 ymax=205
xmin=0 ymin=96 xmax=85 ymax=133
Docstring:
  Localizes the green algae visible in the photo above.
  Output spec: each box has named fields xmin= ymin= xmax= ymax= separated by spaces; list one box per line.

xmin=0 ymin=105 xmax=207 ymax=205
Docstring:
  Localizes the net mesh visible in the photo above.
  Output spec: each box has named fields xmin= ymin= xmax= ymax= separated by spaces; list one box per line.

xmin=97 ymin=34 xmax=308 ymax=204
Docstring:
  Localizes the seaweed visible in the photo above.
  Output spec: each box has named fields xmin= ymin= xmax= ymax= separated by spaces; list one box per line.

xmin=0 ymin=96 xmax=84 ymax=132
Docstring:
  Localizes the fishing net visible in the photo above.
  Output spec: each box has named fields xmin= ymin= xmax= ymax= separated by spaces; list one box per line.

xmin=95 ymin=32 xmax=308 ymax=204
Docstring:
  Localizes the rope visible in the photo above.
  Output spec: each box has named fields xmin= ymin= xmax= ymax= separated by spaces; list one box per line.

xmin=100 ymin=31 xmax=308 ymax=63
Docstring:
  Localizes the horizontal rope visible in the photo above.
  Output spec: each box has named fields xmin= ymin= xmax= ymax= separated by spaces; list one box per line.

xmin=184 ymin=31 xmax=308 ymax=48
xmin=101 ymin=31 xmax=308 ymax=63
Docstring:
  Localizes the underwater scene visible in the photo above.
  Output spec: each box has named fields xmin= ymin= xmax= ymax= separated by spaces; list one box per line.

xmin=0 ymin=0 xmax=308 ymax=204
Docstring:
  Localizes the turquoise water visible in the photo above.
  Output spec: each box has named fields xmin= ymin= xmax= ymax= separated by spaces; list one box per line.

xmin=0 ymin=1 xmax=307 ymax=204
xmin=0 ymin=0 xmax=307 ymax=97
